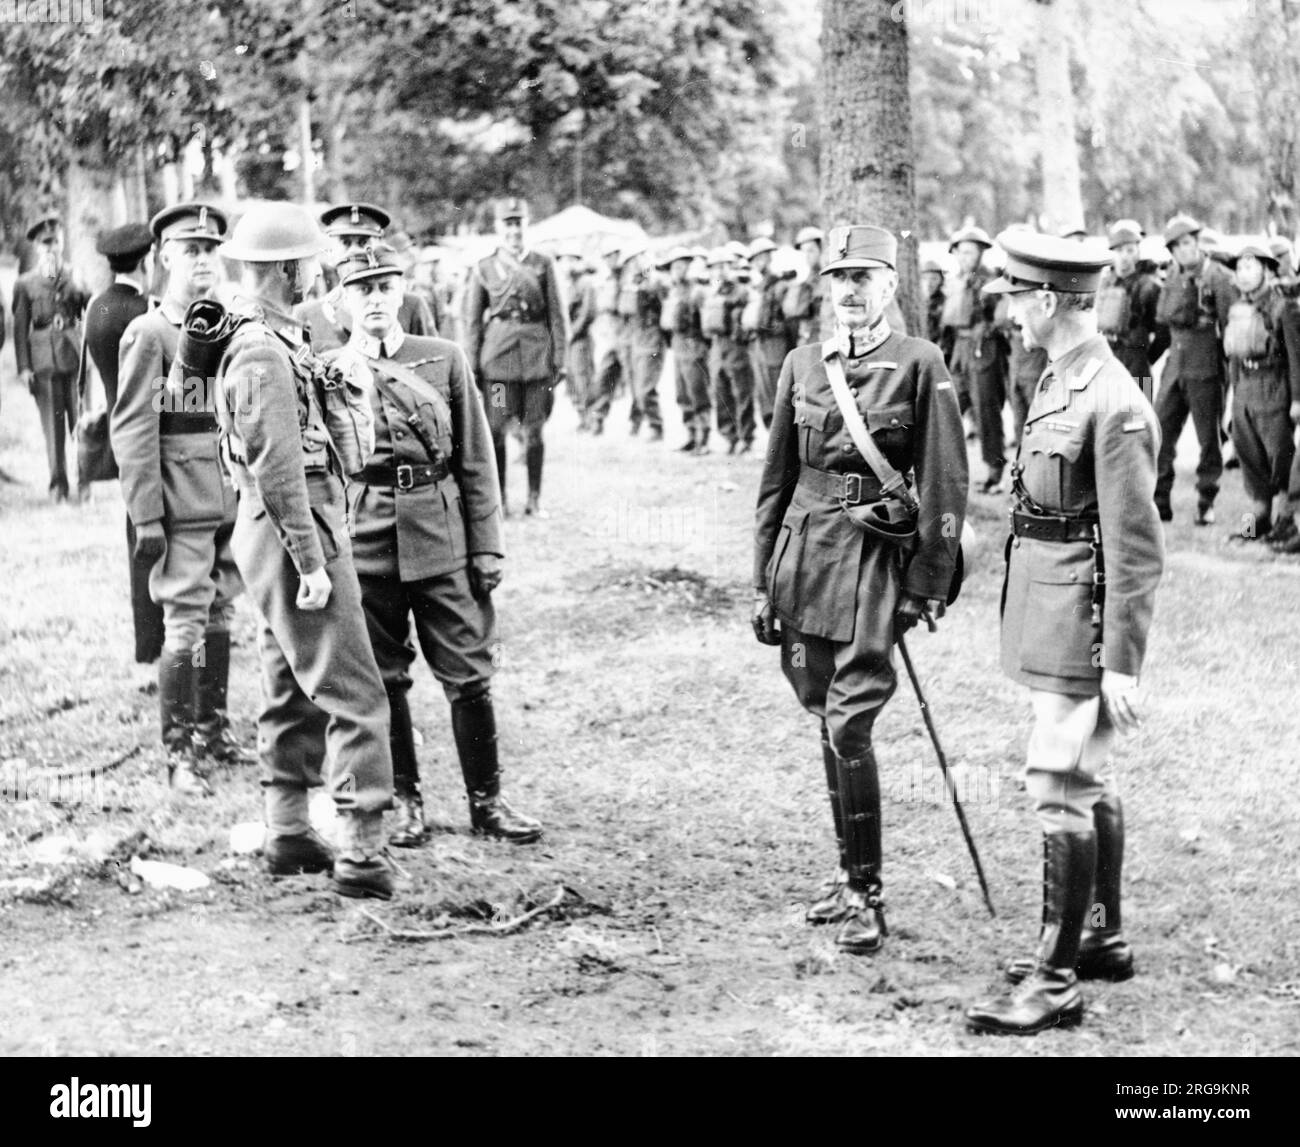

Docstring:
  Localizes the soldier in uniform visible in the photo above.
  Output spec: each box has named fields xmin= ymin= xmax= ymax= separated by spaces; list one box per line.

xmin=753 ymin=225 xmax=967 ymax=954
xmin=943 ymin=225 xmax=1007 ymax=493
xmin=215 ymin=202 xmax=396 ymax=899
xmin=1218 ymin=241 xmax=1300 ymax=545
xmin=329 ymin=247 xmax=543 ymax=846
xmin=113 ymin=205 xmax=248 ymax=796
xmin=624 ymin=248 xmax=665 ymax=441
xmin=921 ymin=260 xmax=952 ymax=359
xmin=1096 ymin=220 xmax=1168 ymax=404
xmin=747 ymin=237 xmax=797 ymax=431
xmin=13 ymin=215 xmax=92 ymax=501
xmin=785 ymin=226 xmax=828 ymax=347
xmin=295 ymin=203 xmax=437 ymax=352
xmin=1153 ymin=213 xmax=1237 ymax=525
xmin=586 ymin=241 xmax=627 ymax=436
xmin=558 ymin=248 xmax=597 ymax=429
xmin=965 ymin=232 xmax=1164 ymax=1036
xmin=660 ymin=246 xmax=712 ymax=454
xmin=462 ymin=197 xmax=569 ymax=517
xmin=80 ymin=223 xmax=166 ymax=666
xmin=702 ymin=248 xmax=756 ymax=454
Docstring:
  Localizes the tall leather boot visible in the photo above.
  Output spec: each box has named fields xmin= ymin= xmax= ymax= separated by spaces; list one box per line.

xmin=806 ymin=726 xmax=848 ymax=924
xmin=451 ymin=690 xmax=542 ymax=843
xmin=493 ymin=431 xmax=508 ymax=512
xmin=966 ymin=832 xmax=1095 ymax=1035
xmin=387 ymin=688 xmax=427 ymax=848
xmin=192 ymin=631 xmax=253 ymax=765
xmin=159 ymin=650 xmax=210 ymax=798
xmin=524 ymin=433 xmax=546 ymax=517
xmin=833 ymin=746 xmax=886 ymax=953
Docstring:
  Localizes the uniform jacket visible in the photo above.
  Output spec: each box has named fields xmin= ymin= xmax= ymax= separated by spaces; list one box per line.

xmin=942 ymin=266 xmax=999 ymax=345
xmin=114 ymin=299 xmax=237 ymax=530
xmin=1097 ymin=267 xmax=1168 ymax=379
xmin=463 ymin=248 xmax=568 ymax=383
xmin=753 ymin=271 xmax=796 ymax=369
xmin=333 ymin=330 xmax=503 ymax=582
xmin=1156 ymin=255 xmax=1236 ymax=382
xmin=630 ymin=278 xmax=664 ymax=354
xmin=295 ymin=289 xmax=436 ymax=353
xmin=12 ymin=264 xmax=90 ymax=376
xmin=82 ymin=281 xmax=148 ymax=413
xmin=567 ymin=274 xmax=597 ymax=342
xmin=754 ymin=325 xmax=968 ymax=642
xmin=785 ymin=273 xmax=828 ymax=346
xmin=216 ymin=297 xmax=374 ymax=576
xmin=663 ymin=280 xmax=708 ymax=349
xmin=1225 ymin=283 xmax=1300 ymax=402
xmin=1001 ymin=335 xmax=1164 ymax=690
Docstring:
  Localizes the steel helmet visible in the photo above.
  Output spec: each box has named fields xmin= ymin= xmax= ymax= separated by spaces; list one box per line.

xmin=220 ymin=202 xmax=329 ymax=262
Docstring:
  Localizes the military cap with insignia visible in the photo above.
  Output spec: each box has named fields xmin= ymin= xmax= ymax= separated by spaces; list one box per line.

xmin=949 ymin=224 xmax=993 ymax=252
xmin=26 ymin=213 xmax=62 ymax=242
xmin=150 ymin=202 xmax=229 ymax=244
xmin=1107 ymin=220 xmax=1145 ymax=249
xmin=1163 ymin=213 xmax=1201 ymax=247
xmin=982 ymin=230 xmax=1112 ymax=295
xmin=495 ymin=197 xmax=529 ymax=222
xmin=320 ymin=202 xmax=392 ymax=239
xmin=795 ymin=226 xmax=825 ymax=247
xmin=336 ymin=243 xmax=404 ymax=287
xmin=820 ymin=225 xmax=897 ymax=274
xmin=96 ymin=222 xmax=154 ymax=260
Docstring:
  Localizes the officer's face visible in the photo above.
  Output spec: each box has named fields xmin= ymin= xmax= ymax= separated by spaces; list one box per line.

xmin=37 ymin=229 xmax=64 ymax=268
xmin=1005 ymin=289 xmax=1054 ymax=350
xmin=1234 ymin=254 xmax=1266 ymax=294
xmin=1171 ymin=234 xmax=1200 ymax=269
xmin=498 ymin=217 xmax=526 ymax=254
xmin=344 ymin=273 xmax=404 ymax=337
xmin=828 ymin=266 xmax=897 ymax=329
xmin=955 ymin=241 xmax=984 ymax=274
xmin=163 ymin=239 xmax=222 ymax=297
xmin=1112 ymin=242 xmax=1139 ymax=278
xmin=339 ymin=235 xmax=377 ymax=260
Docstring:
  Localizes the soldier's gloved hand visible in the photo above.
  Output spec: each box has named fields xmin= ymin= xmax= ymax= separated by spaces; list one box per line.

xmin=752 ymin=593 xmax=781 ymax=645
xmin=297 ymin=566 xmax=333 ymax=611
xmin=469 ymin=554 xmax=502 ymax=599
xmin=20 ymin=369 xmax=35 ymax=396
xmin=893 ymin=593 xmax=929 ymax=639
xmin=134 ymin=521 xmax=167 ymax=565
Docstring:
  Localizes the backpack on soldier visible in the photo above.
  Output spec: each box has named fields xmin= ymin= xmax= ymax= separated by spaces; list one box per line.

xmin=783 ymin=277 xmax=811 ymax=321
xmin=659 ymin=290 xmax=683 ymax=333
xmin=1157 ymin=271 xmax=1200 ymax=328
xmin=1096 ymin=282 xmax=1132 ymax=336
xmin=1222 ymin=299 xmax=1272 ymax=360
xmin=701 ymin=290 xmax=729 ymax=338
xmin=740 ymin=289 xmax=764 ymax=334
xmin=939 ymin=282 xmax=975 ymax=330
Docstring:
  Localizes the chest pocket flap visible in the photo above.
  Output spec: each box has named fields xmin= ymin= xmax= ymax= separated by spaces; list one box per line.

xmin=794 ymin=403 xmax=832 ymax=430
xmin=1028 ymin=427 xmax=1085 ymax=463
xmin=866 ymin=401 xmax=913 ymax=433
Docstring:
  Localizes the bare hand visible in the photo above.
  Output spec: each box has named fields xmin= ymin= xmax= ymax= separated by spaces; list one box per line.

xmin=297 ymin=566 xmax=332 ymax=610
xmin=469 ymin=554 xmax=502 ymax=599
xmin=1101 ymin=669 xmax=1143 ymax=735
xmin=752 ymin=593 xmax=780 ymax=645
xmin=893 ymin=593 xmax=929 ymax=640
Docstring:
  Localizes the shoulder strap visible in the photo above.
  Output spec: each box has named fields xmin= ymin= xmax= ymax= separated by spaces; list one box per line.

xmin=368 ymin=354 xmax=448 ymax=408
xmin=820 ymin=342 xmax=919 ymax=513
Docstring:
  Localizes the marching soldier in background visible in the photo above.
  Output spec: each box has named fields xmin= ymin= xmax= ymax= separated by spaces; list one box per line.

xmin=329 ymin=247 xmax=542 ymax=846
xmin=13 ymin=215 xmax=92 ymax=501
xmin=943 ymin=225 xmax=1007 ymax=493
xmin=80 ymin=222 xmax=166 ymax=665
xmin=1153 ymin=213 xmax=1237 ymax=525
xmin=558 ymin=248 xmax=598 ymax=430
xmin=660 ymin=246 xmax=712 ymax=454
xmin=1097 ymin=220 xmax=1168 ymax=403
xmin=1219 ymin=241 xmax=1300 ymax=545
xmin=967 ymin=232 xmax=1163 ymax=1036
xmin=625 ymin=248 xmax=665 ymax=441
xmin=784 ymin=226 xmax=828 ymax=346
xmin=753 ymin=225 xmax=967 ymax=956
xmin=586 ymin=240 xmax=627 ymax=436
xmin=296 ymin=203 xmax=437 ymax=352
xmin=114 ymin=204 xmax=247 ymax=796
xmin=216 ymin=202 xmax=396 ymax=899
xmin=463 ymin=197 xmax=569 ymax=517
xmin=702 ymin=247 xmax=756 ymax=454
xmin=745 ymin=237 xmax=796 ymax=431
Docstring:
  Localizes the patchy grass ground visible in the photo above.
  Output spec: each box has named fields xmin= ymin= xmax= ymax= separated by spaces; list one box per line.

xmin=1 ymin=328 xmax=1297 ymax=1058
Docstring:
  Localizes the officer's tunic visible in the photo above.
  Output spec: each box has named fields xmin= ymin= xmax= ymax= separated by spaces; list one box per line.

xmin=216 ymin=298 xmax=392 ymax=815
xmin=12 ymin=264 xmax=90 ymax=495
xmin=706 ymin=281 xmax=756 ymax=447
xmin=339 ymin=330 xmax=503 ymax=696
xmin=1096 ymin=267 xmax=1167 ymax=402
xmin=663 ymin=280 xmax=711 ymax=436
xmin=755 ymin=323 xmax=968 ymax=758
xmin=115 ymin=300 xmax=241 ymax=652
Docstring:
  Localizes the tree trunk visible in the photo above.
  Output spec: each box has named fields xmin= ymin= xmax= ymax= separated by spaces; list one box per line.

xmin=297 ymin=94 xmax=316 ymax=205
xmin=66 ymin=141 xmax=124 ymax=294
xmin=1034 ymin=0 xmax=1085 ymax=235
xmin=820 ymin=0 xmax=920 ymax=334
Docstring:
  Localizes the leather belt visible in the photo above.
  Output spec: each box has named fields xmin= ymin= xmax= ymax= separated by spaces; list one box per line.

xmin=160 ymin=411 xmax=218 ymax=435
xmin=797 ymin=467 xmax=883 ymax=506
xmin=354 ymin=459 xmax=450 ymax=491
xmin=1011 ymin=510 xmax=1098 ymax=543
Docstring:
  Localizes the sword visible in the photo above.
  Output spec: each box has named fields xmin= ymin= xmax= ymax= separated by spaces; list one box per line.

xmin=896 ymin=631 xmax=996 ymax=918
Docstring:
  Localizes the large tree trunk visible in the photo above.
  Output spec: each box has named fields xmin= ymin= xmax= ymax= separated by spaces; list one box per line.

xmin=820 ymin=0 xmax=920 ymax=334
xmin=1034 ymin=0 xmax=1085 ymax=234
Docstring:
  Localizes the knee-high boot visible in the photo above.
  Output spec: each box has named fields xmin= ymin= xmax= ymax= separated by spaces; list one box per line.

xmin=524 ymin=433 xmax=545 ymax=515
xmin=451 ymin=690 xmax=543 ymax=843
xmin=387 ymin=688 xmax=427 ymax=847
xmin=832 ymin=745 xmax=886 ymax=953
xmin=193 ymin=631 xmax=253 ymax=764
xmin=806 ymin=725 xmax=848 ymax=924
xmin=160 ymin=649 xmax=210 ymax=797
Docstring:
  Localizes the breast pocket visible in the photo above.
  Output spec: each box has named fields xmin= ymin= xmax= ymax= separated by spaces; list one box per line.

xmin=1025 ymin=428 xmax=1086 ymax=509
xmin=794 ymin=403 xmax=837 ymax=459
xmin=1018 ymin=542 xmax=1100 ymax=680
xmin=866 ymin=401 xmax=914 ymax=452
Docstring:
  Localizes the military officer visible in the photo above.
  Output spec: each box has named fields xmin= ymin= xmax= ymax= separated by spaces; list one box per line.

xmin=215 ymin=202 xmax=396 ymax=900
xmin=81 ymin=222 xmax=165 ymax=666
xmin=702 ymin=247 xmax=756 ymax=454
xmin=994 ymin=273 xmax=1049 ymax=446
xmin=943 ymin=225 xmax=1008 ymax=493
xmin=785 ymin=226 xmax=828 ymax=347
xmin=13 ymin=215 xmax=92 ymax=501
xmin=329 ymin=246 xmax=542 ymax=846
xmin=557 ymin=248 xmax=597 ymax=429
xmin=624 ymin=247 xmax=665 ymax=441
xmin=295 ymin=203 xmax=437 ymax=351
xmin=462 ymin=197 xmax=569 ymax=517
xmin=113 ymin=204 xmax=249 ymax=796
xmin=1218 ymin=241 xmax=1300 ymax=545
xmin=1153 ymin=213 xmax=1237 ymax=525
xmin=1096 ymin=220 xmax=1168 ymax=404
xmin=660 ymin=246 xmax=712 ymax=454
xmin=753 ymin=225 xmax=968 ymax=955
xmin=965 ymin=232 xmax=1164 ymax=1036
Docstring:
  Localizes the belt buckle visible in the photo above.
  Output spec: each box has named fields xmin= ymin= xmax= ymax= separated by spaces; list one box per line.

xmin=842 ymin=472 xmax=863 ymax=505
xmin=395 ymin=464 xmax=414 ymax=491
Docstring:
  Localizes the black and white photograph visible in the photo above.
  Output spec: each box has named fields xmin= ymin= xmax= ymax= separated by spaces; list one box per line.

xmin=0 ymin=0 xmax=1293 ymax=1088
